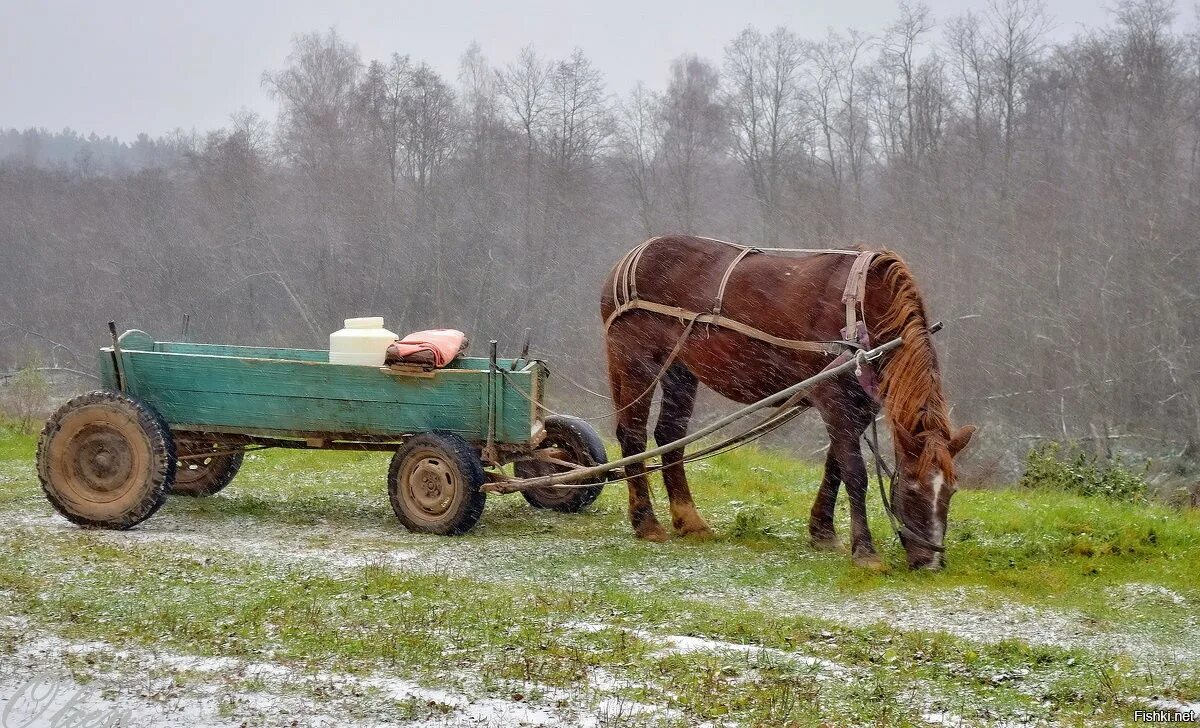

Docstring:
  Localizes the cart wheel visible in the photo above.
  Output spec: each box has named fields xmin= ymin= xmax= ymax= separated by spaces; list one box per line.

xmin=517 ymin=416 xmax=607 ymax=513
xmin=172 ymin=441 xmax=244 ymax=497
xmin=388 ymin=432 xmax=486 ymax=535
xmin=36 ymin=390 xmax=175 ymax=530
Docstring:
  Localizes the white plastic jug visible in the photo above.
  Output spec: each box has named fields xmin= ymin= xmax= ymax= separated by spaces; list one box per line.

xmin=329 ymin=317 xmax=398 ymax=366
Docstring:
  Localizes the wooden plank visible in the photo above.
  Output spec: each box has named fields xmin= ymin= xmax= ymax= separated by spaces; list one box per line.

xmin=152 ymin=340 xmax=522 ymax=371
xmin=141 ymin=390 xmax=487 ymax=439
xmin=156 ymin=341 xmax=328 ymax=362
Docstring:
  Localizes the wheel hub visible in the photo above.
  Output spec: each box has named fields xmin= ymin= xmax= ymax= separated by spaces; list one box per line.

xmin=407 ymin=456 xmax=454 ymax=515
xmin=71 ymin=426 xmax=134 ymax=493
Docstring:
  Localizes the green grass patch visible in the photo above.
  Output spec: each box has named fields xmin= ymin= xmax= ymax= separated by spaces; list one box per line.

xmin=0 ymin=430 xmax=1197 ymax=726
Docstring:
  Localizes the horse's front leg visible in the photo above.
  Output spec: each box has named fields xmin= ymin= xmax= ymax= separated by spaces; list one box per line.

xmin=808 ymin=447 xmax=842 ymax=551
xmin=834 ymin=435 xmax=884 ymax=570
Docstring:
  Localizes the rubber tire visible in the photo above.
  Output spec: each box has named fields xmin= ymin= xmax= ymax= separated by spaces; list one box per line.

xmin=388 ymin=432 xmax=487 ymax=535
xmin=36 ymin=390 xmax=175 ymax=530
xmin=518 ymin=415 xmax=607 ymax=513
xmin=172 ymin=444 xmax=244 ymax=497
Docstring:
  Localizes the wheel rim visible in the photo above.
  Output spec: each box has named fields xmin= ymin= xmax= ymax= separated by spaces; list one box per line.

xmin=175 ymin=442 xmax=222 ymax=486
xmin=400 ymin=448 xmax=461 ymax=524
xmin=49 ymin=410 xmax=149 ymax=507
xmin=519 ymin=431 xmax=595 ymax=504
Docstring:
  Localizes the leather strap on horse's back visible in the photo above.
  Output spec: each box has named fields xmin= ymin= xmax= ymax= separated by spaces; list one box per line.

xmin=713 ymin=245 xmax=758 ymax=315
xmin=842 ymin=251 xmax=878 ymax=340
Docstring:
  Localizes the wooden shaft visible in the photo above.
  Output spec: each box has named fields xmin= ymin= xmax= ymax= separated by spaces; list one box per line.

xmin=505 ymin=335 xmax=905 ymax=491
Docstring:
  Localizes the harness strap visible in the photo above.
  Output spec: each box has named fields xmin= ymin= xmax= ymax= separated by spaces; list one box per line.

xmin=695 ymin=236 xmax=862 ymax=256
xmin=842 ymin=251 xmax=878 ymax=340
xmin=612 ymin=237 xmax=659 ymax=309
xmin=609 ymin=239 xmax=864 ymax=355
xmin=604 ymin=299 xmax=845 ymax=354
xmin=713 ymin=246 xmax=758 ymax=315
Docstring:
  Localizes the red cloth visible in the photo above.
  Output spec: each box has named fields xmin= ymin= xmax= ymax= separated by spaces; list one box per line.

xmin=385 ymin=329 xmax=468 ymax=368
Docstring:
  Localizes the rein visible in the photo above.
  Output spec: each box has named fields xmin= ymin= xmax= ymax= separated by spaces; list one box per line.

xmin=863 ymin=411 xmax=947 ymax=554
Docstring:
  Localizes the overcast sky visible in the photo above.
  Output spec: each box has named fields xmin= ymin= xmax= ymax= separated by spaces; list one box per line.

xmin=2 ymin=0 xmax=1122 ymax=141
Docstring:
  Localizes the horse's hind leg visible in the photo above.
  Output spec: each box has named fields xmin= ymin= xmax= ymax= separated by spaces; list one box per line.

xmin=655 ymin=364 xmax=712 ymax=538
xmin=609 ymin=342 xmax=668 ymax=542
xmin=808 ymin=447 xmax=843 ymax=551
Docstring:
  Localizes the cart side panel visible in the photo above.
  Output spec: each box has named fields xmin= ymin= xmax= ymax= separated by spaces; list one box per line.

xmin=496 ymin=364 xmax=542 ymax=442
xmin=113 ymin=352 xmax=504 ymax=441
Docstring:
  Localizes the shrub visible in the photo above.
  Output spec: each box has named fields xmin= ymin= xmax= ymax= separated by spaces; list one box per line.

xmin=727 ymin=500 xmax=772 ymax=538
xmin=1019 ymin=442 xmax=1147 ymax=502
xmin=1 ymin=355 xmax=51 ymax=434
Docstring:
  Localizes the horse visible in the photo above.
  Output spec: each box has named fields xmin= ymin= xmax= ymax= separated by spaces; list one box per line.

xmin=600 ymin=235 xmax=975 ymax=570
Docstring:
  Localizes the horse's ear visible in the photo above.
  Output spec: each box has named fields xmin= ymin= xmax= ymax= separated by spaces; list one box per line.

xmin=949 ymin=425 xmax=976 ymax=457
xmin=893 ymin=423 xmax=921 ymax=462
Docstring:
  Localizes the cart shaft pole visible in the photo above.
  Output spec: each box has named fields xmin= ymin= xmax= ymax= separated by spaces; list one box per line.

xmin=107 ymin=321 xmax=126 ymax=392
xmin=502 ymin=335 xmax=904 ymax=492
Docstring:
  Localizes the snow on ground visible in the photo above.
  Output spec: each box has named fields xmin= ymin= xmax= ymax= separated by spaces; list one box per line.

xmin=0 ymin=631 xmax=623 ymax=727
xmin=567 ymin=619 xmax=848 ymax=677
xmin=685 ymin=584 xmax=1200 ymax=665
xmin=3 ymin=507 xmax=1195 ymax=667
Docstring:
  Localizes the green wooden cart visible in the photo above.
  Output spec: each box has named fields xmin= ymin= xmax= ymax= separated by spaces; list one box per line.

xmin=35 ymin=329 xmax=607 ymax=534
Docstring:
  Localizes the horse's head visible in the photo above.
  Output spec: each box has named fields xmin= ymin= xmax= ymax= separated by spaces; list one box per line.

xmin=890 ymin=424 xmax=975 ymax=570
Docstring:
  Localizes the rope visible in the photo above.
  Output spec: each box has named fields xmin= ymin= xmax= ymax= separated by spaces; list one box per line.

xmin=543 ymin=367 xmax=612 ymax=401
xmin=863 ymin=418 xmax=946 ymax=553
xmin=501 ymin=318 xmax=697 ymax=422
xmin=542 ymin=401 xmax=810 ymax=489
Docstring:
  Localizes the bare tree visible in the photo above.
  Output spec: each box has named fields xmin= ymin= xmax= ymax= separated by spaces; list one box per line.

xmin=545 ymin=49 xmax=610 ymax=187
xmin=879 ymin=2 xmax=934 ymax=163
xmin=725 ymin=27 xmax=805 ymax=242
xmin=458 ymin=42 xmax=501 ymax=172
xmin=615 ymin=83 xmax=665 ymax=237
xmin=661 ymin=55 xmax=725 ymax=233
xmin=806 ymin=29 xmax=874 ymax=213
xmin=496 ymin=46 xmax=552 ymax=249
xmin=401 ymin=63 xmax=456 ymax=197
xmin=985 ymin=0 xmax=1050 ymax=184
xmin=946 ymin=11 xmax=992 ymax=167
xmin=359 ymin=54 xmax=410 ymax=192
xmin=262 ymin=29 xmax=362 ymax=176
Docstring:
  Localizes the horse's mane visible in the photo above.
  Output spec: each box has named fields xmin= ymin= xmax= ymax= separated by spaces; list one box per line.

xmin=871 ymin=253 xmax=954 ymax=468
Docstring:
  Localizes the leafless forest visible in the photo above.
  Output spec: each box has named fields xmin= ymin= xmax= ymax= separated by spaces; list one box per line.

xmin=1 ymin=0 xmax=1197 ymax=467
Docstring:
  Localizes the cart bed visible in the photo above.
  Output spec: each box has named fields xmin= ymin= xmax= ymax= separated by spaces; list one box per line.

xmin=98 ymin=330 xmax=543 ymax=445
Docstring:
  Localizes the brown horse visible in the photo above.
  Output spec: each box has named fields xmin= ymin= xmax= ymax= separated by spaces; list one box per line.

xmin=601 ymin=235 xmax=975 ymax=570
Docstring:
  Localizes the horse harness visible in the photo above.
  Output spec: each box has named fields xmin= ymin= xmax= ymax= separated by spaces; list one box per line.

xmin=604 ymin=236 xmax=947 ymax=554
xmin=604 ymin=236 xmax=882 ymax=394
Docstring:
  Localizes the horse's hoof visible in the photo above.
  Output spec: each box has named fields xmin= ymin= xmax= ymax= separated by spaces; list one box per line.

xmin=635 ymin=523 xmax=669 ymax=543
xmin=810 ymin=535 xmax=844 ymax=552
xmin=676 ymin=524 xmax=715 ymax=540
xmin=852 ymin=553 xmax=888 ymax=572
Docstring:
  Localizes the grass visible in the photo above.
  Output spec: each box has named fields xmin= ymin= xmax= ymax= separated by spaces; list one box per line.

xmin=0 ymin=429 xmax=1198 ymax=726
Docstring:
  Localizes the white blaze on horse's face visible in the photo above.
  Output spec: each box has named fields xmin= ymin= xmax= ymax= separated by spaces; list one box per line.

xmin=929 ymin=471 xmax=945 ymax=543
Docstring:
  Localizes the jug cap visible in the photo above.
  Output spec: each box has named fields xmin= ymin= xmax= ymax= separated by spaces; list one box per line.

xmin=344 ymin=317 xmax=385 ymax=329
